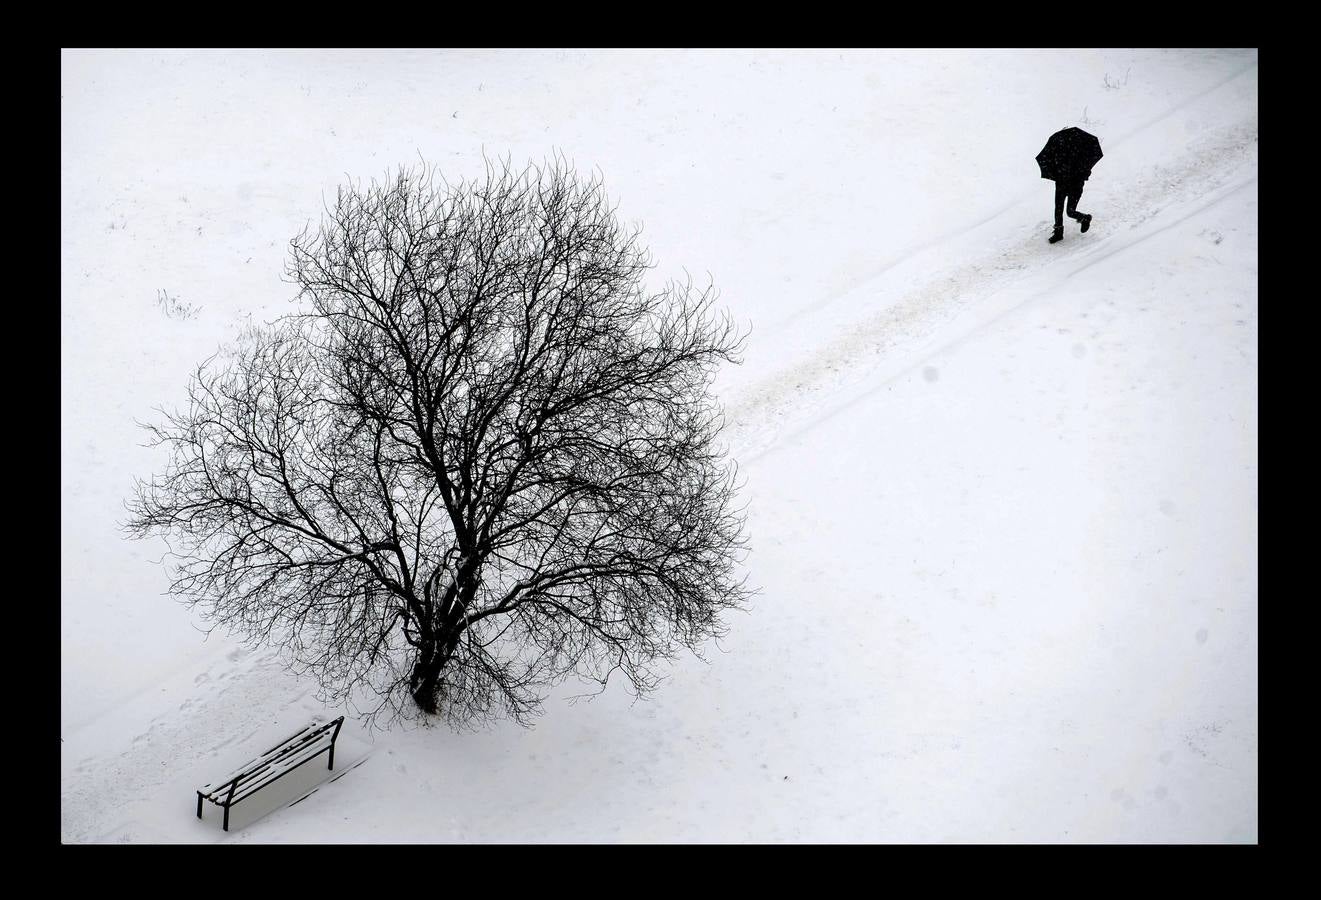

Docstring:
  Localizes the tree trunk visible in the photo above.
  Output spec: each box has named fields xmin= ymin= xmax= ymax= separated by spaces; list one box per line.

xmin=409 ymin=640 xmax=443 ymax=714
xmin=408 ymin=625 xmax=465 ymax=714
xmin=409 ymin=566 xmax=478 ymax=714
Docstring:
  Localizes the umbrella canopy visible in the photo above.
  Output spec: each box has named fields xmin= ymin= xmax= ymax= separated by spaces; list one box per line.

xmin=1036 ymin=127 xmax=1103 ymax=181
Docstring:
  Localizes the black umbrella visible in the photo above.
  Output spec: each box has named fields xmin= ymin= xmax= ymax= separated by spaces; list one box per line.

xmin=1036 ymin=127 xmax=1103 ymax=181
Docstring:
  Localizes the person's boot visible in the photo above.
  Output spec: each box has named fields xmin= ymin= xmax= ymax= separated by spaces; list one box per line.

xmin=1079 ymin=214 xmax=1092 ymax=233
xmin=1049 ymin=225 xmax=1064 ymax=244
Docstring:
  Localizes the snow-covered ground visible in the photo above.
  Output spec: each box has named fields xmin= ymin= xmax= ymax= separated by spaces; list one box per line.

xmin=61 ymin=48 xmax=1257 ymax=842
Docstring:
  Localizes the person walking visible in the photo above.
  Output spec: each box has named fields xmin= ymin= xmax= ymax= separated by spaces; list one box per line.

xmin=1051 ymin=171 xmax=1092 ymax=244
xmin=1035 ymin=127 xmax=1103 ymax=244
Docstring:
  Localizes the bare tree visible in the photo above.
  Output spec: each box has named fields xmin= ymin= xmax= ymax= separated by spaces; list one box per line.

xmin=127 ymin=157 xmax=750 ymax=728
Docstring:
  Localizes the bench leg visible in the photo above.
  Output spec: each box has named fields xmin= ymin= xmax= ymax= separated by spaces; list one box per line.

xmin=329 ymin=744 xmax=335 ymax=770
xmin=197 ymin=792 xmax=204 ymax=819
xmin=223 ymin=804 xmax=230 ymax=832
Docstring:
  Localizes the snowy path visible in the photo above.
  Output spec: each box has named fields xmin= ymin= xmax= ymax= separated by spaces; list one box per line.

xmin=721 ymin=68 xmax=1257 ymax=466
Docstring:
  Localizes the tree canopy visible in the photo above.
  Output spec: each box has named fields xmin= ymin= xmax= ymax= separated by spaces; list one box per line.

xmin=128 ymin=158 xmax=750 ymax=728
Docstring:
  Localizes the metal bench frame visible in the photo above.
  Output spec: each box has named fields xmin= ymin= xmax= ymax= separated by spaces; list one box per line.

xmin=196 ymin=717 xmax=345 ymax=831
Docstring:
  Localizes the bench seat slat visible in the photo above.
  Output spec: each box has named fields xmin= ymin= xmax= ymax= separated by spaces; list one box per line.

xmin=202 ymin=738 xmax=330 ymax=802
xmin=199 ymin=722 xmax=322 ymax=792
xmin=202 ymin=728 xmax=330 ymax=795
xmin=229 ymin=745 xmax=334 ymax=804
xmin=219 ymin=733 xmax=334 ymax=801
xmin=199 ymin=720 xmax=338 ymax=797
xmin=200 ymin=722 xmax=322 ymax=787
xmin=202 ymin=738 xmax=333 ymax=803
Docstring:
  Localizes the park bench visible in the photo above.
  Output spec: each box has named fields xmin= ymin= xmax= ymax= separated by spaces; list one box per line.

xmin=196 ymin=716 xmax=345 ymax=831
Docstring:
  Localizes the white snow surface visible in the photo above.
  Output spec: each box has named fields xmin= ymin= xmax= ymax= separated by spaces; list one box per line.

xmin=61 ymin=48 xmax=1258 ymax=843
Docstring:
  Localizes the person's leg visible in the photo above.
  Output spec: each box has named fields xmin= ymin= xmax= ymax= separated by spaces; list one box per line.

xmin=1054 ymin=181 xmax=1067 ymax=228
xmin=1068 ymin=181 xmax=1092 ymax=231
xmin=1066 ymin=182 xmax=1085 ymax=221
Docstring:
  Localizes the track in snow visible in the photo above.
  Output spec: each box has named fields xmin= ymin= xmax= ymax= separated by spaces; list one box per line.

xmin=721 ymin=110 xmax=1258 ymax=467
